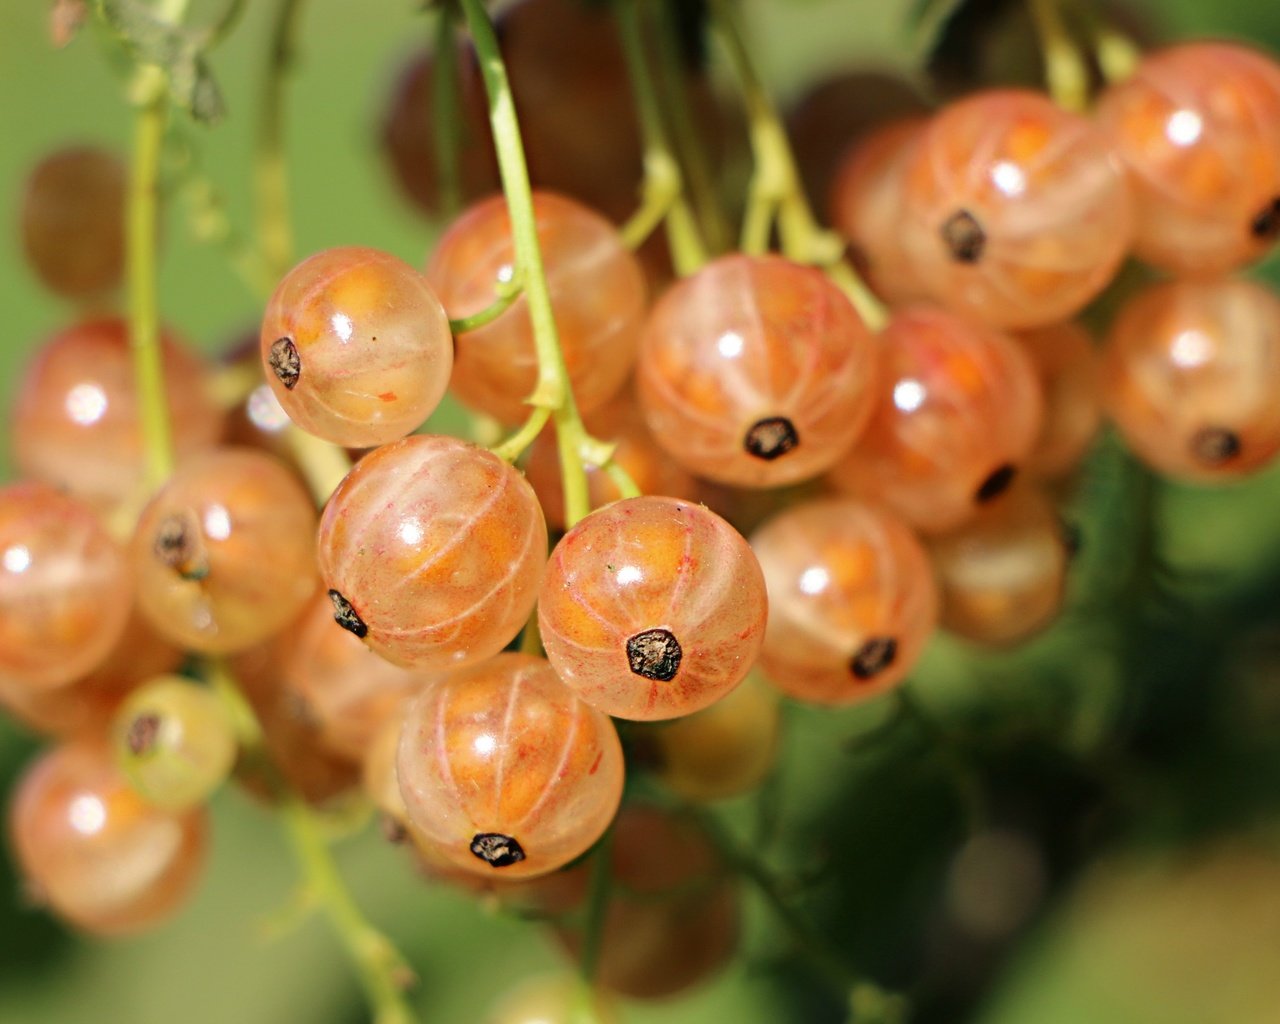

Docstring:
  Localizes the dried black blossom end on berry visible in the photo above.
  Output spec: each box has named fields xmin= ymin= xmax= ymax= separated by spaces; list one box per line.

xmin=744 ymin=416 xmax=799 ymax=461
xmin=627 ymin=628 xmax=683 ymax=681
xmin=975 ymin=463 xmax=1017 ymax=503
xmin=328 ymin=589 xmax=368 ymax=639
xmin=269 ymin=336 xmax=301 ymax=390
xmin=850 ymin=636 xmax=898 ymax=681
xmin=942 ymin=209 xmax=986 ymax=263
xmin=126 ymin=712 xmax=161 ymax=756
xmin=1250 ymin=197 xmax=1280 ymax=240
xmin=153 ymin=511 xmax=208 ymax=581
xmin=470 ymin=832 xmax=526 ymax=868
xmin=1191 ymin=426 xmax=1241 ymax=466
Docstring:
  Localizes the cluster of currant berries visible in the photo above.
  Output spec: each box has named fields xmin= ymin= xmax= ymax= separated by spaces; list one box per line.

xmin=4 ymin=0 xmax=1280 ymax=1016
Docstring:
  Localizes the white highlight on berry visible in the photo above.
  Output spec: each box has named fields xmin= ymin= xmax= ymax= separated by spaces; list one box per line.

xmin=798 ymin=566 xmax=829 ymax=595
xmin=398 ymin=519 xmax=425 ymax=546
xmin=894 ymin=378 xmax=927 ymax=413
xmin=716 ymin=330 xmax=745 ymax=359
xmin=615 ymin=565 xmax=642 ymax=586
xmin=204 ymin=504 xmax=232 ymax=542
xmin=991 ymin=160 xmax=1026 ymax=197
xmin=2 ymin=545 xmax=31 ymax=574
xmin=1166 ymin=109 xmax=1203 ymax=148
xmin=68 ymin=793 xmax=107 ymax=836
xmin=1170 ymin=328 xmax=1214 ymax=369
xmin=330 ymin=312 xmax=355 ymax=343
xmin=473 ymin=733 xmax=496 ymax=757
xmin=65 ymin=382 xmax=108 ymax=426
xmin=246 ymin=384 xmax=289 ymax=432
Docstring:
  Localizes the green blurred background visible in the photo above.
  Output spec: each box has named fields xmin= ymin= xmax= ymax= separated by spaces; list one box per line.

xmin=5 ymin=1 xmax=1280 ymax=1022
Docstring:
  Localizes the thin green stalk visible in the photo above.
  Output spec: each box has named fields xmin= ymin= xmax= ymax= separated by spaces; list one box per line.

xmin=432 ymin=3 xmax=464 ymax=218
xmin=206 ymin=662 xmax=419 ymax=1024
xmin=449 ymin=273 xmax=521 ymax=333
xmin=614 ymin=0 xmax=708 ymax=273
xmin=603 ymin=461 xmax=642 ymax=501
xmin=1028 ymin=0 xmax=1090 ymax=112
xmin=491 ymin=406 xmax=550 ymax=463
xmin=707 ymin=0 xmax=887 ymax=330
xmin=458 ymin=0 xmax=593 ymax=525
xmin=256 ymin=0 xmax=306 ymax=283
xmin=578 ymin=829 xmax=615 ymax=983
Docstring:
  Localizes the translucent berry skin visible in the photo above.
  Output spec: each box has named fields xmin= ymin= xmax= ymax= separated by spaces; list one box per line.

xmin=10 ymin=737 xmax=208 ymax=935
xmin=829 ymin=117 xmax=930 ymax=306
xmin=900 ymin=89 xmax=1133 ymax=329
xmin=929 ymin=486 xmax=1069 ymax=646
xmin=426 ymin=192 xmax=646 ymax=424
xmin=538 ymin=497 xmax=768 ymax=721
xmin=1101 ymin=279 xmax=1280 ymax=482
xmin=555 ymin=804 xmax=740 ymax=999
xmin=522 ymin=390 xmax=700 ymax=531
xmin=1018 ymin=321 xmax=1102 ymax=480
xmin=21 ymin=146 xmax=125 ymax=299
xmin=278 ymin=591 xmax=436 ymax=761
xmin=637 ymin=254 xmax=878 ymax=488
xmin=11 ymin=318 xmax=223 ymax=510
xmin=830 ymin=306 xmax=1044 ymax=535
xmin=0 ymin=483 xmax=131 ymax=690
xmin=1095 ymin=42 xmax=1280 ymax=277
xmin=132 ymin=449 xmax=318 ymax=654
xmin=750 ymin=498 xmax=938 ymax=705
xmin=485 ymin=974 xmax=619 ymax=1024
xmin=646 ymin=671 xmax=781 ymax=802
xmin=318 ymin=435 xmax=547 ymax=670
xmin=396 ymin=653 xmax=624 ymax=879
xmin=259 ymin=247 xmax=453 ymax=447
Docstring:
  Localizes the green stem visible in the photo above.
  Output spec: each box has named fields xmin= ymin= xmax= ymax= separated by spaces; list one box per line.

xmin=614 ymin=0 xmax=708 ymax=273
xmin=449 ymin=272 xmax=521 ymax=333
xmin=206 ymin=662 xmax=419 ymax=1024
xmin=578 ymin=828 xmax=615 ymax=983
xmin=256 ymin=0 xmax=306 ymax=283
xmin=491 ymin=406 xmax=550 ymax=463
xmin=651 ymin=0 xmax=730 ymax=256
xmin=1028 ymin=0 xmax=1090 ymax=112
xmin=707 ymin=0 xmax=887 ymax=331
xmin=603 ymin=461 xmax=642 ymax=501
xmin=128 ymin=82 xmax=175 ymax=491
xmin=457 ymin=0 xmax=593 ymax=526
xmin=432 ymin=3 xmax=464 ymax=218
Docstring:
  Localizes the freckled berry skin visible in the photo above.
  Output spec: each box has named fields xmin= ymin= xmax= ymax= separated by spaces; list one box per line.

xmin=396 ymin=653 xmax=624 ymax=879
xmin=929 ymin=486 xmax=1069 ymax=646
xmin=0 ymin=483 xmax=132 ymax=691
xmin=830 ymin=306 xmax=1043 ymax=535
xmin=10 ymin=736 xmax=208 ymax=935
xmin=11 ymin=318 xmax=223 ymax=512
xmin=427 ymin=191 xmax=646 ymax=424
xmin=260 ymin=247 xmax=453 ymax=447
xmin=538 ymin=496 xmax=767 ymax=721
xmin=1018 ymin=321 xmax=1102 ymax=480
xmin=900 ymin=90 xmax=1133 ymax=329
xmin=636 ymin=254 xmax=878 ymax=488
xmin=132 ymin=449 xmax=318 ymax=654
xmin=318 ymin=435 xmax=547 ymax=670
xmin=1096 ymin=42 xmax=1280 ymax=277
xmin=829 ymin=117 xmax=930 ymax=307
xmin=750 ymin=498 xmax=938 ymax=706
xmin=1101 ymin=279 xmax=1280 ymax=482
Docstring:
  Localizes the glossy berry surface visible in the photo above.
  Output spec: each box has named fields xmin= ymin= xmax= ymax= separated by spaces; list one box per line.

xmin=318 ymin=435 xmax=547 ymax=670
xmin=750 ymin=498 xmax=938 ymax=705
xmin=260 ymin=246 xmax=453 ymax=447
xmin=1101 ymin=279 xmax=1280 ymax=481
xmin=1096 ymin=42 xmax=1280 ymax=277
xmin=0 ymin=482 xmax=131 ymax=690
xmin=830 ymin=306 xmax=1044 ymax=534
xmin=637 ymin=254 xmax=878 ymax=488
xmin=900 ymin=89 xmax=1133 ymax=328
xmin=132 ymin=448 xmax=318 ymax=653
xmin=396 ymin=653 xmax=624 ymax=879
xmin=485 ymin=974 xmax=619 ymax=1024
xmin=538 ymin=496 xmax=768 ymax=721
xmin=426 ymin=192 xmax=646 ymax=424
xmin=11 ymin=318 xmax=224 ymax=511
xmin=111 ymin=675 xmax=238 ymax=812
xmin=929 ymin=486 xmax=1070 ymax=646
xmin=20 ymin=146 xmax=125 ymax=299
xmin=555 ymin=804 xmax=740 ymax=999
xmin=829 ymin=117 xmax=929 ymax=306
xmin=1018 ymin=321 xmax=1102 ymax=480
xmin=10 ymin=736 xmax=208 ymax=935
